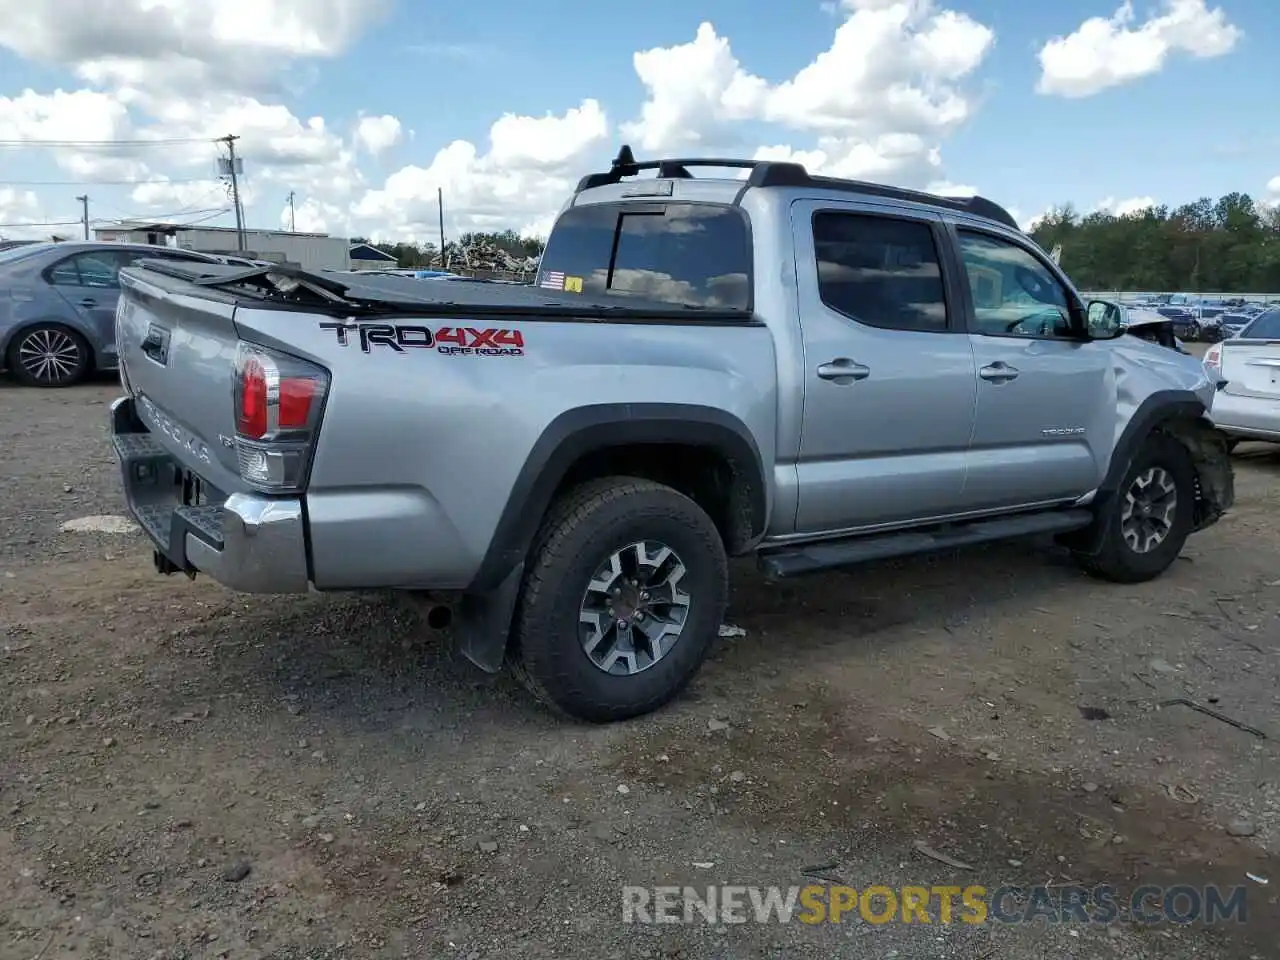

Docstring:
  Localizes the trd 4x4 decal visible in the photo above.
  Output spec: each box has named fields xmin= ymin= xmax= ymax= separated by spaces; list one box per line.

xmin=319 ymin=321 xmax=524 ymax=357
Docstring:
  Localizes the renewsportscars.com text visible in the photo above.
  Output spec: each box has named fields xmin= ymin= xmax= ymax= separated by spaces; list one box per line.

xmin=622 ymin=884 xmax=1249 ymax=926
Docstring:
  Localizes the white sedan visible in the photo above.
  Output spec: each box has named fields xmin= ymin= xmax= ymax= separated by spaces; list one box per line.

xmin=1203 ymin=308 xmax=1280 ymax=448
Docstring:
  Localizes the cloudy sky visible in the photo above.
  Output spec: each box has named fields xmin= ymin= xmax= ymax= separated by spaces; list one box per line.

xmin=0 ymin=0 xmax=1271 ymax=244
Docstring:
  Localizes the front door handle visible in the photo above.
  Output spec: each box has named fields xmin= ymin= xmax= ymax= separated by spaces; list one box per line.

xmin=817 ymin=358 xmax=870 ymax=383
xmin=979 ymin=362 xmax=1019 ymax=382
xmin=78 ymin=298 xmax=96 ymax=308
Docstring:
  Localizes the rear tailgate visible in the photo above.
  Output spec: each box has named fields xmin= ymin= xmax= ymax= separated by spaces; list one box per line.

xmin=1219 ymin=339 xmax=1280 ymax=400
xmin=116 ymin=265 xmax=245 ymax=493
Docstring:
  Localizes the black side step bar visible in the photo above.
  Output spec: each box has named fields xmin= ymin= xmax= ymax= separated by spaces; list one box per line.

xmin=758 ymin=509 xmax=1094 ymax=579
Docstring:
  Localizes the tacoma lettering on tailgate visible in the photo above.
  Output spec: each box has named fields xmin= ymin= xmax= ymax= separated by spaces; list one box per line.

xmin=140 ymin=396 xmax=212 ymax=464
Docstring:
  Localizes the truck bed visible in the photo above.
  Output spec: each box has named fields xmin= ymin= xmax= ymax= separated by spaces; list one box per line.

xmin=111 ymin=258 xmax=778 ymax=594
xmin=129 ymin=260 xmax=756 ymax=322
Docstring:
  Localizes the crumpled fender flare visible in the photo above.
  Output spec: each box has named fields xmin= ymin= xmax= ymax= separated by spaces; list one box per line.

xmin=1064 ymin=389 xmax=1234 ymax=554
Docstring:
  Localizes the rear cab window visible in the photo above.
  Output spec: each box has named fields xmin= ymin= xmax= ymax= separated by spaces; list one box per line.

xmin=536 ymin=202 xmax=751 ymax=311
xmin=1242 ymin=310 xmax=1280 ymax=339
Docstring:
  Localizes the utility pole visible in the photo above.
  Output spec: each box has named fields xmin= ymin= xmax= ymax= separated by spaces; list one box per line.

xmin=219 ymin=134 xmax=246 ymax=251
xmin=76 ymin=194 xmax=89 ymax=240
xmin=437 ymin=187 xmax=445 ymax=268
xmin=287 ymin=191 xmax=296 ymax=232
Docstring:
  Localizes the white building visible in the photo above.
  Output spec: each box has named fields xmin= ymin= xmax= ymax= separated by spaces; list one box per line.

xmin=93 ymin=222 xmax=350 ymax=272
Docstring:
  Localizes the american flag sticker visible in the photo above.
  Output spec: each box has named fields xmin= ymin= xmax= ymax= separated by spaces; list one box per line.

xmin=540 ymin=270 xmax=565 ymax=291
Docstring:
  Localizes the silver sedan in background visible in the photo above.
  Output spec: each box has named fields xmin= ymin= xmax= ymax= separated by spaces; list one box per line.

xmin=0 ymin=241 xmax=229 ymax=387
xmin=1204 ymin=308 xmax=1280 ymax=449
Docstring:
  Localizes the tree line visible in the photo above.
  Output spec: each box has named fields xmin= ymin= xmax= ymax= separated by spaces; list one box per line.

xmin=351 ymin=229 xmax=546 ymax=269
xmin=1029 ymin=192 xmax=1280 ymax=293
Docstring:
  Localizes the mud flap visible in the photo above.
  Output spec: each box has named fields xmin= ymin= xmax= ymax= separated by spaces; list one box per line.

xmin=454 ymin=561 xmax=524 ymax=673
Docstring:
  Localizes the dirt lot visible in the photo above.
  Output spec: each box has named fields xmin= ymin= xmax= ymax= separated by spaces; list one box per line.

xmin=1 ymin=374 xmax=1277 ymax=960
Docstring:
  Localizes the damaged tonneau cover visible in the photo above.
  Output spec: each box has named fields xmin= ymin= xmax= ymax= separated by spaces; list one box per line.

xmin=123 ymin=259 xmax=754 ymax=322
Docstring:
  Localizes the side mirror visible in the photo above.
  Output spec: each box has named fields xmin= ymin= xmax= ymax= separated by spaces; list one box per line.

xmin=1086 ymin=300 xmax=1124 ymax=340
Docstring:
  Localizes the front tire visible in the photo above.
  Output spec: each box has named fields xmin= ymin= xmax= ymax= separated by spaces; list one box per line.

xmin=1074 ymin=433 xmax=1196 ymax=583
xmin=7 ymin=324 xmax=91 ymax=387
xmin=509 ymin=477 xmax=729 ymax=723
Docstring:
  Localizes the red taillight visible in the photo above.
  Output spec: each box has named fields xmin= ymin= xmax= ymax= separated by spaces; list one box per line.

xmin=278 ymin=377 xmax=317 ymax=429
xmin=235 ymin=349 xmax=322 ymax=439
xmin=237 ymin=355 xmax=268 ymax=438
xmin=230 ymin=342 xmax=328 ymax=493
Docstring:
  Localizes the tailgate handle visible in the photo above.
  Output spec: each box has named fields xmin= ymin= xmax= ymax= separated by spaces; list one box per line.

xmin=141 ymin=326 xmax=169 ymax=364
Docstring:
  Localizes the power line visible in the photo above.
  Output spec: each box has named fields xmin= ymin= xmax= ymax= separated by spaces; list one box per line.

xmin=174 ymin=209 xmax=232 ymax=227
xmin=0 ymin=219 xmax=84 ymax=228
xmin=0 ymin=176 xmax=219 ymax=186
xmin=93 ymin=205 xmax=231 ymax=224
xmin=0 ymin=136 xmax=218 ymax=147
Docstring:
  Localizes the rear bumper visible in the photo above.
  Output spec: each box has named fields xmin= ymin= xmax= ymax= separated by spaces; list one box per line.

xmin=110 ymin=396 xmax=311 ymax=593
xmin=1210 ymin=391 xmax=1280 ymax=441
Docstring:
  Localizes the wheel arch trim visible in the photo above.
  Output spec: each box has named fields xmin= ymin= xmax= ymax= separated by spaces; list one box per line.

xmin=468 ymin=403 xmax=767 ymax=595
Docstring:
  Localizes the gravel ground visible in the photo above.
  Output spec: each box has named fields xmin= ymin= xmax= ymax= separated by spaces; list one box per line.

xmin=1 ymin=373 xmax=1277 ymax=960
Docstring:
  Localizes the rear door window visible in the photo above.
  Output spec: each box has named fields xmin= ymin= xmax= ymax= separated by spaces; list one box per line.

xmin=812 ymin=211 xmax=950 ymax=332
xmin=47 ymin=251 xmax=128 ymax=288
xmin=537 ymin=202 xmax=751 ymax=310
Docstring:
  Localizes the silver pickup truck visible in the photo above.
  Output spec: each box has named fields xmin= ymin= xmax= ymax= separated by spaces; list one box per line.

xmin=108 ymin=147 xmax=1234 ymax=722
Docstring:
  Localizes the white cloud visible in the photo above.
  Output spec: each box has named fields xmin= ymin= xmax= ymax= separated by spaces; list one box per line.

xmin=1037 ymin=0 xmax=1241 ymax=98
xmin=488 ymin=100 xmax=608 ymax=168
xmin=0 ymin=1 xmax=372 ymax=218
xmin=355 ymin=115 xmax=402 ymax=155
xmin=1263 ymin=176 xmax=1280 ymax=210
xmin=352 ymin=100 xmax=609 ymax=242
xmin=926 ymin=180 xmax=977 ymax=197
xmin=0 ymin=0 xmax=386 ymax=97
xmin=129 ymin=178 xmax=233 ymax=212
xmin=1095 ymin=195 xmax=1157 ymax=216
xmin=0 ymin=0 xmax=1000 ymax=243
xmin=621 ymin=1 xmax=994 ymax=185
xmin=0 ymin=186 xmax=43 ymax=228
xmin=281 ymin=196 xmax=344 ymax=234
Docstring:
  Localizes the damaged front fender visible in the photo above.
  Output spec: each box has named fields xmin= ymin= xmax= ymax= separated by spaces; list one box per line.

xmin=1061 ymin=387 xmax=1235 ymax=557
xmin=1159 ymin=416 xmax=1235 ymax=532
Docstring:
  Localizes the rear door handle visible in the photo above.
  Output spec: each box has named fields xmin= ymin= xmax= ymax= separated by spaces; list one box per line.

xmin=78 ymin=298 xmax=96 ymax=308
xmin=817 ymin=359 xmax=870 ymax=383
xmin=979 ymin=362 xmax=1019 ymax=382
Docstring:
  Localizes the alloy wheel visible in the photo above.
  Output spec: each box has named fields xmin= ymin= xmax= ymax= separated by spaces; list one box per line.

xmin=18 ymin=328 xmax=82 ymax=384
xmin=579 ymin=540 xmax=692 ymax=676
xmin=1121 ymin=466 xmax=1177 ymax=554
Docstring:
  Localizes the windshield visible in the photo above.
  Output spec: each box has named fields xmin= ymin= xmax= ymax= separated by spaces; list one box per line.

xmin=0 ymin=242 xmax=54 ymax=264
xmin=1241 ymin=309 xmax=1280 ymax=340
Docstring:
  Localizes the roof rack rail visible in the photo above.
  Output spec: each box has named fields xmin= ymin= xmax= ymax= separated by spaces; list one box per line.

xmin=576 ymin=144 xmax=1021 ymax=231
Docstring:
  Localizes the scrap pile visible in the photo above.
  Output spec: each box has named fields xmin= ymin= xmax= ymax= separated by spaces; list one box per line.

xmin=428 ymin=237 xmax=540 ymax=275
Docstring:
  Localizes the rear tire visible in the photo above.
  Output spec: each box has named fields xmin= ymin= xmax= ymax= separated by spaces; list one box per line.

xmin=7 ymin=323 xmax=91 ymax=387
xmin=509 ymin=477 xmax=728 ymax=723
xmin=1074 ymin=433 xmax=1196 ymax=584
